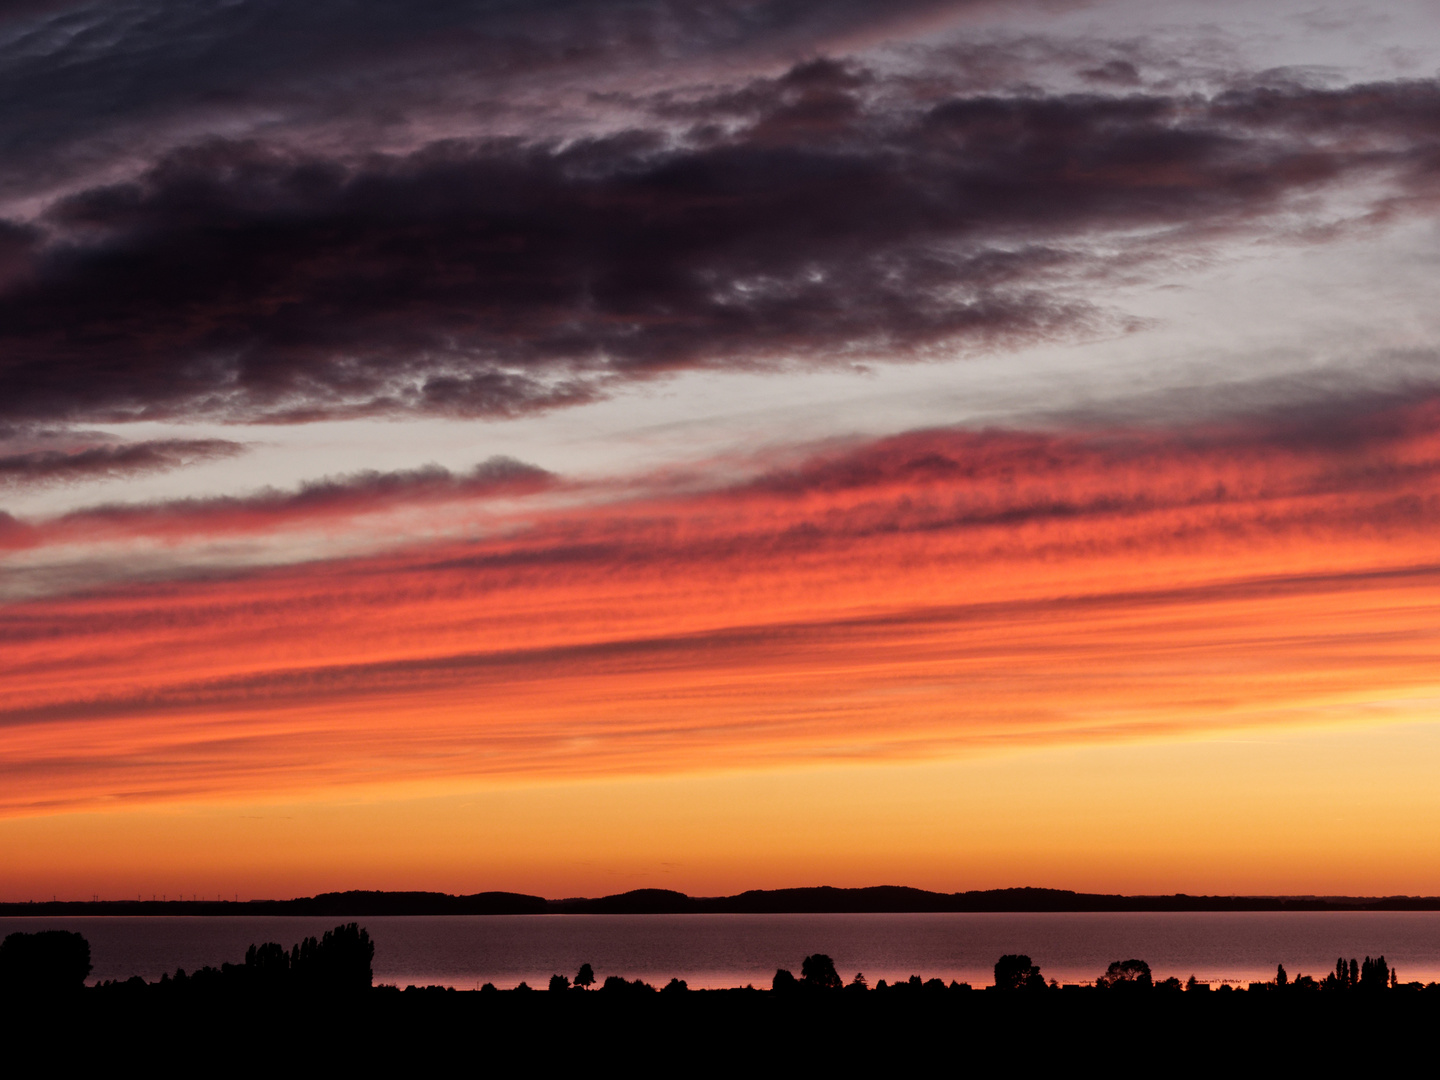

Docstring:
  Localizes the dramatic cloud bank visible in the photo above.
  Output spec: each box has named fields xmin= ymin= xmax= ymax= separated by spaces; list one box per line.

xmin=4 ymin=2 xmax=1440 ymax=424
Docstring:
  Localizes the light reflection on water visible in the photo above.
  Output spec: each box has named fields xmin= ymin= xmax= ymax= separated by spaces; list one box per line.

xmin=3 ymin=912 xmax=1439 ymax=989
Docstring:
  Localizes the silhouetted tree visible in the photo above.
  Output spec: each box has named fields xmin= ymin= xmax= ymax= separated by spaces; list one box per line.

xmin=246 ymin=941 xmax=290 ymax=973
xmin=1276 ymin=964 xmax=1288 ymax=988
xmin=1360 ymin=956 xmax=1389 ymax=991
xmin=801 ymin=954 xmax=842 ymax=990
xmin=993 ymin=954 xmax=1046 ymax=991
xmin=1156 ymin=977 xmax=1183 ymax=991
xmin=549 ymin=973 xmax=571 ymax=991
xmin=662 ymin=977 xmax=689 ymax=993
xmin=289 ymin=923 xmax=373 ymax=992
xmin=846 ymin=972 xmax=868 ymax=992
xmin=575 ymin=963 xmax=595 ymax=989
xmin=240 ymin=940 xmax=292 ymax=991
xmin=772 ymin=968 xmax=799 ymax=992
xmin=1322 ymin=959 xmax=1342 ymax=991
xmin=1096 ymin=959 xmax=1152 ymax=990
xmin=1325 ymin=957 xmax=1360 ymax=991
xmin=1185 ymin=975 xmax=1202 ymax=992
xmin=0 ymin=931 xmax=91 ymax=994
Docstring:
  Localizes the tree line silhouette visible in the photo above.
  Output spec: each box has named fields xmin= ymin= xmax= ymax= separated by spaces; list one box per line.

xmin=0 ymin=924 xmax=373 ymax=997
xmin=463 ymin=951 xmax=1431 ymax=995
xmin=2 ymin=926 xmax=1432 ymax=998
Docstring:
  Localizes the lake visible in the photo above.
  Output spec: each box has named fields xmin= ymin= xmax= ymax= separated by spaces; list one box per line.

xmin=4 ymin=912 xmax=1439 ymax=988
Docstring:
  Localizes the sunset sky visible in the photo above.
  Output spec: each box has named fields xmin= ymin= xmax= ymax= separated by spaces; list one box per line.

xmin=5 ymin=0 xmax=1440 ymax=900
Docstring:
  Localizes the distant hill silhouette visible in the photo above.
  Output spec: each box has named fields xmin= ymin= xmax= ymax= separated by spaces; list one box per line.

xmin=13 ymin=885 xmax=1440 ymax=917
xmin=260 ymin=890 xmax=548 ymax=916
xmin=550 ymin=888 xmax=695 ymax=914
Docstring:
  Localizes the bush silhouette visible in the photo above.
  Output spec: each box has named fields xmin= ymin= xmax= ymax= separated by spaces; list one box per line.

xmin=772 ymin=968 xmax=799 ymax=992
xmin=0 ymin=931 xmax=92 ymax=994
xmin=993 ymin=954 xmax=1046 ymax=991
xmin=600 ymin=975 xmax=655 ymax=993
xmin=549 ymin=973 xmax=571 ymax=991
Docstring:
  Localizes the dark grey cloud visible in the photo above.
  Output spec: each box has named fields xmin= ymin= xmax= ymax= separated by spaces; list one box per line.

xmin=3 ymin=14 xmax=1440 ymax=426
xmin=1079 ymin=59 xmax=1141 ymax=85
xmin=0 ymin=0 xmax=977 ymax=206
xmin=0 ymin=437 xmax=244 ymax=488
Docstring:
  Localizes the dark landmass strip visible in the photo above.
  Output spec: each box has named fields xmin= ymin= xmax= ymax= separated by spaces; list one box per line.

xmin=18 ymin=987 xmax=1440 ymax=1069
xmin=7 ymin=885 xmax=1440 ymax=917
xmin=5 ymin=925 xmax=1437 ymax=1073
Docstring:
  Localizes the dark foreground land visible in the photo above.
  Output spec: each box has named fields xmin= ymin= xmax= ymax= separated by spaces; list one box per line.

xmin=12 ymin=987 xmax=1439 ymax=1069
xmin=5 ymin=925 xmax=1436 ymax=1068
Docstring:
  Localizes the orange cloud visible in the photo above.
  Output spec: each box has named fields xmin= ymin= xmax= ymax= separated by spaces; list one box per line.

xmin=4 ymin=399 xmax=1440 ymax=813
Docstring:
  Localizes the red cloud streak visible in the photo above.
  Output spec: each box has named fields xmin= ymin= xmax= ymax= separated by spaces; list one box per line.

xmin=4 ymin=399 xmax=1440 ymax=812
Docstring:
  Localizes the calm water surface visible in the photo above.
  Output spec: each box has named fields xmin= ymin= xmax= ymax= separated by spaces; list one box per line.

xmin=4 ymin=912 xmax=1440 ymax=989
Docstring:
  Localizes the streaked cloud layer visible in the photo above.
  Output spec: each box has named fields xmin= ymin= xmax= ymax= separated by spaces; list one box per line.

xmin=4 ymin=0 xmax=1440 ymax=895
xmin=6 ymin=395 xmax=1440 ymax=814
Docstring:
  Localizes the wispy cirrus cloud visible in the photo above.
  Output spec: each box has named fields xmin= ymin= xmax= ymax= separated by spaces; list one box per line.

xmin=0 ymin=436 xmax=244 ymax=489
xmin=0 ymin=455 xmax=554 ymax=552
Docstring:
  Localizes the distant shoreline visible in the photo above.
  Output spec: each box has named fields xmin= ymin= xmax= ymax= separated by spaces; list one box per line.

xmin=8 ymin=885 xmax=1440 ymax=917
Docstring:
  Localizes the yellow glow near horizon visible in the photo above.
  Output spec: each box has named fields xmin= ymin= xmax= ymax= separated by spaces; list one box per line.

xmin=8 ymin=414 xmax=1440 ymax=893
xmin=6 ymin=717 xmax=1440 ymax=900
